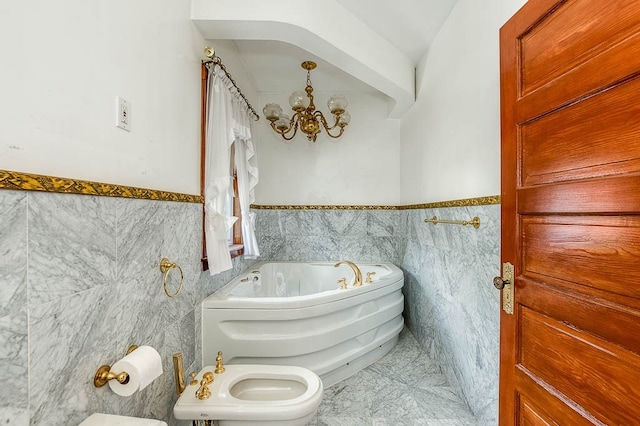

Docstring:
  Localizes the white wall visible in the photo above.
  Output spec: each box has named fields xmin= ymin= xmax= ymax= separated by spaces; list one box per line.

xmin=254 ymin=90 xmax=401 ymax=205
xmin=0 ymin=0 xmax=206 ymax=195
xmin=400 ymin=0 xmax=528 ymax=204
xmin=0 ymin=0 xmax=529 ymax=205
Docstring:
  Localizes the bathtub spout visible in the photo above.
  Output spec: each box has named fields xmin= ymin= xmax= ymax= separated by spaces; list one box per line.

xmin=334 ymin=260 xmax=363 ymax=287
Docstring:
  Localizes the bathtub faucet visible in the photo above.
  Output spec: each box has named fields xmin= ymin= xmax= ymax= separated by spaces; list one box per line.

xmin=334 ymin=260 xmax=363 ymax=287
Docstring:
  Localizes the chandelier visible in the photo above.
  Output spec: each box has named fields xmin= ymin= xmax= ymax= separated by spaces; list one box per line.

xmin=263 ymin=61 xmax=351 ymax=142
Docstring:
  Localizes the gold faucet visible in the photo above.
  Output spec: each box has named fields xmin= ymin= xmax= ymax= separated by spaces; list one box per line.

xmin=365 ymin=271 xmax=376 ymax=283
xmin=196 ymin=372 xmax=214 ymax=400
xmin=334 ymin=260 xmax=362 ymax=287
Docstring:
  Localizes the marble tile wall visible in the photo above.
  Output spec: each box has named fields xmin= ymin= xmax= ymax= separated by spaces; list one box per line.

xmin=254 ymin=208 xmax=403 ymax=263
xmin=255 ymin=204 xmax=501 ymax=425
xmin=0 ymin=189 xmax=256 ymax=426
xmin=401 ymin=204 xmax=501 ymax=425
xmin=0 ymin=193 xmax=499 ymax=425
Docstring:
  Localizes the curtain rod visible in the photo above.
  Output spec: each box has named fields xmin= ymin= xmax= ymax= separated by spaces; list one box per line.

xmin=203 ymin=46 xmax=260 ymax=121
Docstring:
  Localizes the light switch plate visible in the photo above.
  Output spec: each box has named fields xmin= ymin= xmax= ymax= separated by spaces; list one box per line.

xmin=116 ymin=96 xmax=131 ymax=131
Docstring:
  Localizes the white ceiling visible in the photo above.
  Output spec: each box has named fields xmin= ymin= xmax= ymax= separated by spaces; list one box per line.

xmin=194 ymin=0 xmax=460 ymax=116
xmin=335 ymin=0 xmax=460 ymax=64
xmin=229 ymin=40 xmax=378 ymax=94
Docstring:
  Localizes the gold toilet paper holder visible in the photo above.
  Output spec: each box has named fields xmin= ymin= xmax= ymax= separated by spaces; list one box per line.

xmin=93 ymin=345 xmax=138 ymax=387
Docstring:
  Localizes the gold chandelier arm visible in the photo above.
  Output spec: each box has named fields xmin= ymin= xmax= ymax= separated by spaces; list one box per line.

xmin=270 ymin=112 xmax=300 ymax=140
xmin=271 ymin=120 xmax=299 ymax=141
xmin=315 ymin=110 xmax=345 ymax=136
xmin=315 ymin=111 xmax=336 ymax=131
xmin=324 ymin=125 xmax=346 ymax=139
xmin=280 ymin=122 xmax=299 ymax=140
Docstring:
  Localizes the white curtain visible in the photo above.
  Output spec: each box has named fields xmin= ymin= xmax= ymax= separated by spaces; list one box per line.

xmin=204 ymin=68 xmax=236 ymax=275
xmin=204 ymin=63 xmax=260 ymax=274
xmin=235 ymin=131 xmax=260 ymax=258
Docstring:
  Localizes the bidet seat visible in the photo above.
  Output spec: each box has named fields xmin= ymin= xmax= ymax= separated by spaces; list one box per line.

xmin=173 ymin=364 xmax=323 ymax=425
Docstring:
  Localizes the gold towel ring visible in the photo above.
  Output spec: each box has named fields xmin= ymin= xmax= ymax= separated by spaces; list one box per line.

xmin=160 ymin=258 xmax=184 ymax=298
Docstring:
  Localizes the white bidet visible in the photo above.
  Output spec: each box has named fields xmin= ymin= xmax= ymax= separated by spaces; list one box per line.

xmin=173 ymin=364 xmax=323 ymax=426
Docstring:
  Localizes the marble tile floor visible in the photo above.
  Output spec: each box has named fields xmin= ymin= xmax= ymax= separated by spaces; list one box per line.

xmin=306 ymin=327 xmax=478 ymax=426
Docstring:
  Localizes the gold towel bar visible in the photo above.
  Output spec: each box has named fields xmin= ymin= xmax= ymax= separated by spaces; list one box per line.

xmin=424 ymin=216 xmax=481 ymax=229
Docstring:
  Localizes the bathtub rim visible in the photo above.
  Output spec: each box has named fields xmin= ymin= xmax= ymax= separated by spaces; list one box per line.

xmin=202 ymin=261 xmax=404 ymax=310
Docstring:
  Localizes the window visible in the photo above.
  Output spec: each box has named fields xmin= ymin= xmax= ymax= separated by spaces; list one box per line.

xmin=228 ymin=142 xmax=244 ymax=257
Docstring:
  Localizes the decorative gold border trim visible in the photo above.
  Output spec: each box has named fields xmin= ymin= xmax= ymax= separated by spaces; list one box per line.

xmin=250 ymin=195 xmax=500 ymax=211
xmin=0 ymin=169 xmax=497 ymax=208
xmin=0 ymin=170 xmax=203 ymax=204
xmin=249 ymin=204 xmax=400 ymax=210
xmin=400 ymin=195 xmax=501 ymax=210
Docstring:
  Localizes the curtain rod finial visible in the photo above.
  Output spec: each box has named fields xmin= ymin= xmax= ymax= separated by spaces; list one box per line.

xmin=204 ymin=46 xmax=215 ymax=59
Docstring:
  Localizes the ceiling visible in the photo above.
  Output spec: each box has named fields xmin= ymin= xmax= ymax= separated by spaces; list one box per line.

xmin=192 ymin=0 xmax=460 ymax=117
xmin=334 ymin=0 xmax=460 ymax=64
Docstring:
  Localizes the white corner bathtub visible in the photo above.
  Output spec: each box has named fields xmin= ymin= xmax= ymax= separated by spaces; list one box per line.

xmin=202 ymin=261 xmax=404 ymax=387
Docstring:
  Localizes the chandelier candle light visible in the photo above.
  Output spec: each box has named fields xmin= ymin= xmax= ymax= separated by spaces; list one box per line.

xmin=263 ymin=61 xmax=351 ymax=142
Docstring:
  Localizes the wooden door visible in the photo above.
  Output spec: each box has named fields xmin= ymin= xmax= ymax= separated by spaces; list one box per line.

xmin=499 ymin=0 xmax=640 ymax=424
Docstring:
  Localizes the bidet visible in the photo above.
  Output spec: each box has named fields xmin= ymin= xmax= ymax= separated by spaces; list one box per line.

xmin=173 ymin=364 xmax=323 ymax=426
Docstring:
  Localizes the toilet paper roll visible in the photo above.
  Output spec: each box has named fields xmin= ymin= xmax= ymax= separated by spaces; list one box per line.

xmin=108 ymin=345 xmax=163 ymax=397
